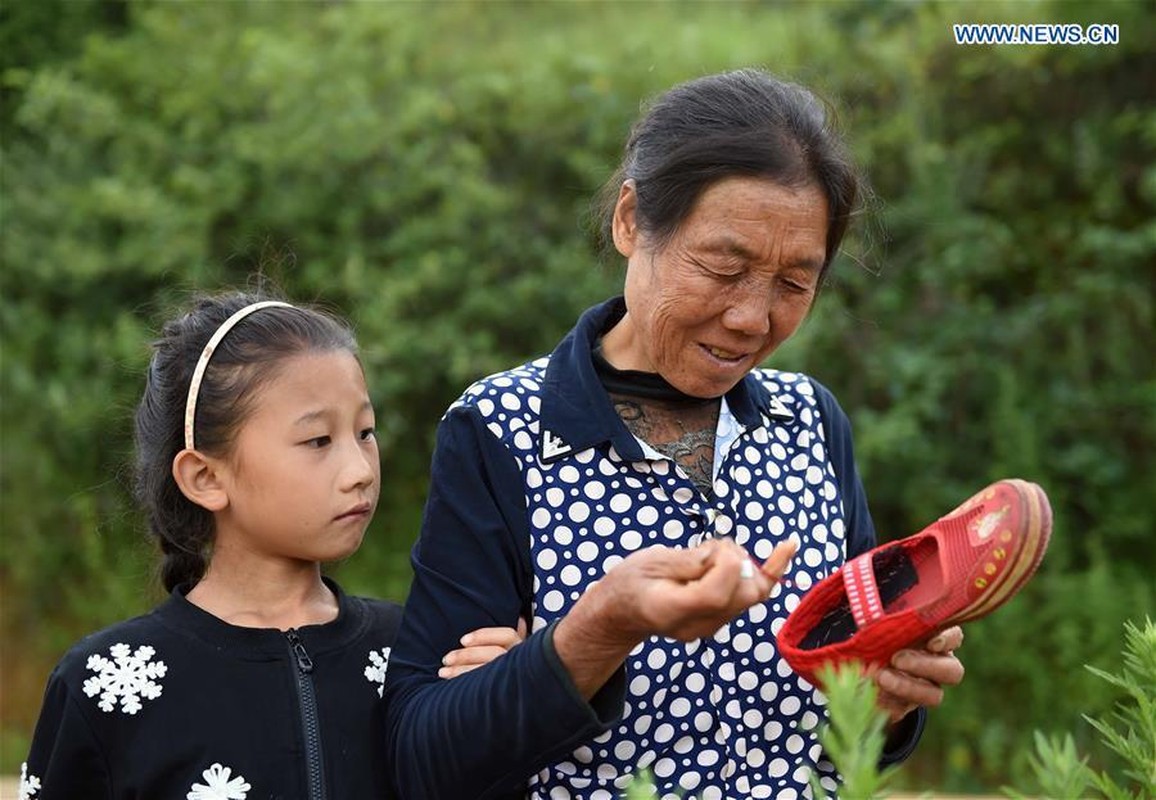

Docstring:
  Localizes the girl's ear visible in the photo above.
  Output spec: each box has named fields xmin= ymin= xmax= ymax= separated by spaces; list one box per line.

xmin=611 ymin=180 xmax=639 ymax=258
xmin=172 ymin=449 xmax=229 ymax=512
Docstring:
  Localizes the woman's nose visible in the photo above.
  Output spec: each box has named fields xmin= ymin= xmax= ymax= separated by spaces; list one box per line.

xmin=721 ymin=289 xmax=772 ymax=336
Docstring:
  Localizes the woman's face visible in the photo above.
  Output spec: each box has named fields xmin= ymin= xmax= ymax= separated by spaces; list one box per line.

xmin=603 ymin=175 xmax=829 ymax=398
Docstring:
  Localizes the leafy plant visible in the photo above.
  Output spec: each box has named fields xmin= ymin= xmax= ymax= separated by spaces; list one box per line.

xmin=1007 ymin=617 xmax=1156 ymax=800
xmin=808 ymin=663 xmax=896 ymax=800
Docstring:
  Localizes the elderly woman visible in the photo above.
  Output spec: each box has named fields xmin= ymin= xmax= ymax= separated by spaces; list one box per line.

xmin=385 ymin=69 xmax=964 ymax=799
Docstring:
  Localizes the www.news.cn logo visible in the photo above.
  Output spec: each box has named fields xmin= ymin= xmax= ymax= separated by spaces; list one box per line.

xmin=953 ymin=23 xmax=1120 ymax=46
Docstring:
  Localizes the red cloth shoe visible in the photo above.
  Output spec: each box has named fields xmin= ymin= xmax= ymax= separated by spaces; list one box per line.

xmin=778 ymin=479 xmax=1052 ymax=687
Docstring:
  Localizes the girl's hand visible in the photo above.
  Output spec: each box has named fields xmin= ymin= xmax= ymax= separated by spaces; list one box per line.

xmin=438 ymin=617 xmax=528 ymax=678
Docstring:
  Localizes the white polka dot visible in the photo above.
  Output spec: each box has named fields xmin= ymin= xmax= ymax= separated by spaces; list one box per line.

xmin=620 ymin=530 xmax=643 ymax=551
xmin=748 ymin=602 xmax=768 ymax=624
xmin=777 ymin=495 xmax=796 ymax=515
xmin=500 ymin=393 xmax=521 ymax=411
xmin=542 ymin=590 xmax=564 ymax=612
xmin=614 ymin=740 xmax=636 ymax=761
xmin=560 ymin=565 xmax=583 ymax=586
xmin=576 ymin=541 xmax=600 ymax=562
xmin=636 ymin=506 xmax=659 ymax=526
xmin=609 ymin=495 xmax=632 ymax=514
xmin=602 ymin=554 xmax=624 ymax=572
xmin=672 ymin=487 xmax=694 ymax=503
xmin=583 ymin=482 xmax=605 ymax=500
xmin=693 ymin=711 xmax=713 ymax=733
xmin=592 ymin=516 xmax=616 ymax=537
xmin=732 ymin=632 xmax=753 ymax=654
xmin=477 ymin=398 xmax=495 ymax=416
xmin=569 ymin=501 xmax=590 ymax=522
xmin=662 ymin=519 xmax=684 ymax=540
xmin=779 ymin=695 xmax=802 ymax=715
xmin=653 ymin=724 xmax=675 ymax=745
xmin=546 ymin=488 xmax=565 ymax=507
xmin=744 ymin=500 xmax=764 ymax=521
xmin=669 ymin=697 xmax=691 ymax=718
xmin=785 ymin=475 xmax=804 ymax=493
xmin=554 ymin=526 xmax=573 ymax=546
xmin=738 ymin=670 xmax=759 ymax=691
xmin=633 ymin=714 xmax=653 ymax=736
xmin=769 ymin=756 xmax=790 ymax=777
xmin=532 ymin=508 xmax=551 ymax=529
xmin=537 ymin=548 xmax=557 ymax=571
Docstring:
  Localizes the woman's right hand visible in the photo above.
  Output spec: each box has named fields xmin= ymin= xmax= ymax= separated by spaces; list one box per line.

xmin=554 ymin=538 xmax=796 ymax=698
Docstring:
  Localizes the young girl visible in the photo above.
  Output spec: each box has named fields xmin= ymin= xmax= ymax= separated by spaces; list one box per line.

xmin=19 ymin=291 xmax=520 ymax=800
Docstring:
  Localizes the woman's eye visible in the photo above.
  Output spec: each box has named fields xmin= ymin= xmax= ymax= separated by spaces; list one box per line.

xmin=359 ymin=427 xmax=376 ymax=441
xmin=706 ymin=263 xmax=742 ymax=279
xmin=781 ymin=278 xmax=812 ymax=294
xmin=305 ymin=436 xmax=331 ymax=448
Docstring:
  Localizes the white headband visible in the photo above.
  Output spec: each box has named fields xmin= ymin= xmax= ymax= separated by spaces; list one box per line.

xmin=183 ymin=300 xmax=293 ymax=450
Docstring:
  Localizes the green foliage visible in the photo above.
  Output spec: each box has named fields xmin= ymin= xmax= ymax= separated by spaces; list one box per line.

xmin=1006 ymin=618 xmax=1156 ymax=800
xmin=2 ymin=0 xmax=1153 ymax=786
xmin=809 ymin=664 xmax=896 ymax=800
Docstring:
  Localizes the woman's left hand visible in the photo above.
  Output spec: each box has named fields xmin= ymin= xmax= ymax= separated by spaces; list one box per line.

xmin=873 ymin=625 xmax=965 ymax=723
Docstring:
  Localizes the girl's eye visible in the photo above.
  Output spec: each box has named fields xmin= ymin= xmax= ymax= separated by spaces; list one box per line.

xmin=359 ymin=427 xmax=376 ymax=442
xmin=305 ymin=436 xmax=331 ymax=448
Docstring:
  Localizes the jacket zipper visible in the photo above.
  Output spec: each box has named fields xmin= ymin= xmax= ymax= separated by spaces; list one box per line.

xmin=286 ymin=629 xmax=327 ymax=800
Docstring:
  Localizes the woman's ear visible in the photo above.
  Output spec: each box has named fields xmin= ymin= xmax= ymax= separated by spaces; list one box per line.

xmin=172 ymin=449 xmax=229 ymax=512
xmin=611 ymin=180 xmax=639 ymax=258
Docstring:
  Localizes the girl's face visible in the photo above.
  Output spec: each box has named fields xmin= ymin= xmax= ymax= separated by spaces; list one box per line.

xmin=604 ymin=176 xmax=828 ymax=398
xmin=212 ymin=350 xmax=380 ymax=568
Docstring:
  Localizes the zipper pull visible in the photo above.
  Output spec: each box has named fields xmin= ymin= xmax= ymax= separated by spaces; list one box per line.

xmin=286 ymin=629 xmax=314 ymax=674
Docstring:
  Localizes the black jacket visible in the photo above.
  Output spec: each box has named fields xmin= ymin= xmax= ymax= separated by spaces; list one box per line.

xmin=22 ymin=579 xmax=400 ymax=800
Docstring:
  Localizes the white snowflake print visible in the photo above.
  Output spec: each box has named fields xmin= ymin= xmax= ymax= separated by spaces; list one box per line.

xmin=82 ymin=642 xmax=167 ymax=714
xmin=187 ymin=763 xmax=251 ymax=800
xmin=364 ymin=647 xmax=392 ymax=697
xmin=18 ymin=762 xmax=40 ymax=800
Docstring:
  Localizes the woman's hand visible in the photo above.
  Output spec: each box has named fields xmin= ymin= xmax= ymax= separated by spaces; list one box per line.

xmin=554 ymin=538 xmax=797 ymax=698
xmin=873 ymin=625 xmax=966 ymax=723
xmin=438 ymin=617 xmax=528 ymax=679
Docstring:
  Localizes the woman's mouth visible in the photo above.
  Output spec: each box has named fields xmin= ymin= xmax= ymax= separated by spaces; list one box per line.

xmin=702 ymin=344 xmax=747 ymax=364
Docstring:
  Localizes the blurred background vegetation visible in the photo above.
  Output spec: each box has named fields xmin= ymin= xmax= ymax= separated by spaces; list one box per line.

xmin=1 ymin=0 xmax=1153 ymax=793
